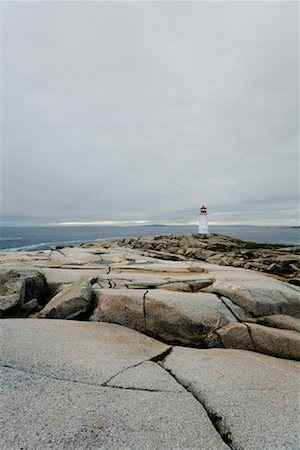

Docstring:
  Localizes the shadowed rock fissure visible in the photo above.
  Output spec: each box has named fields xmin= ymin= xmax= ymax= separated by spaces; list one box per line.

xmin=101 ymin=346 xmax=173 ymax=386
xmin=1 ymin=363 xmax=177 ymax=394
xmin=157 ymin=358 xmax=234 ymax=449
xmin=244 ymin=323 xmax=257 ymax=351
xmin=143 ymin=290 xmax=148 ymax=332
xmin=150 ymin=346 xmax=173 ymax=363
xmin=216 ymin=294 xmax=242 ymax=323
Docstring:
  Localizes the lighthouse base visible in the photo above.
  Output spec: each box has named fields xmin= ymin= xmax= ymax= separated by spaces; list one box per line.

xmin=198 ymin=227 xmax=209 ymax=234
xmin=198 ymin=216 xmax=209 ymax=234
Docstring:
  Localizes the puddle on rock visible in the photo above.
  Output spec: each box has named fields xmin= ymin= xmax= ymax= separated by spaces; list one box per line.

xmin=95 ymin=260 xmax=113 ymax=265
xmin=126 ymin=260 xmax=153 ymax=265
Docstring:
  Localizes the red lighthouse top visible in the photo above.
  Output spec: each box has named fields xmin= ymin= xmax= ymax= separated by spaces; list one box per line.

xmin=200 ymin=205 xmax=207 ymax=214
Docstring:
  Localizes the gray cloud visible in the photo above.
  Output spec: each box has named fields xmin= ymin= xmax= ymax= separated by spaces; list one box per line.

xmin=1 ymin=1 xmax=299 ymax=225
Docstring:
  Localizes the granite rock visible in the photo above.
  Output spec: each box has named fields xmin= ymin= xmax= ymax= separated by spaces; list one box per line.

xmin=37 ymin=280 xmax=93 ymax=319
xmin=0 ymin=268 xmax=47 ymax=316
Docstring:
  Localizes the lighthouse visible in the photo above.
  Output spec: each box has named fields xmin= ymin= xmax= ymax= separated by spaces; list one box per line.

xmin=198 ymin=204 xmax=209 ymax=234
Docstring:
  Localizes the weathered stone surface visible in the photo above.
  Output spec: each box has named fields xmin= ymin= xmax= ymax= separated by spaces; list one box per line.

xmin=119 ymin=233 xmax=300 ymax=281
xmin=207 ymin=278 xmax=300 ymax=317
xmin=255 ymin=314 xmax=300 ymax=332
xmin=204 ymin=321 xmax=300 ymax=360
xmin=1 ymin=366 xmax=229 ymax=450
xmin=215 ymin=323 xmax=254 ymax=350
xmin=0 ymin=292 xmax=21 ymax=316
xmin=145 ymin=290 xmax=237 ymax=345
xmin=90 ymin=289 xmax=237 ymax=345
xmin=246 ymin=323 xmax=300 ymax=360
xmin=220 ymin=296 xmax=254 ymax=321
xmin=159 ymin=278 xmax=214 ymax=292
xmin=107 ymin=361 xmax=185 ymax=393
xmin=42 ymin=267 xmax=108 ymax=294
xmin=38 ymin=280 xmax=93 ymax=319
xmin=19 ymin=298 xmax=43 ymax=317
xmin=159 ymin=281 xmax=193 ymax=292
xmin=1 ymin=241 xmax=299 ymax=361
xmin=0 ymin=269 xmax=47 ymax=316
xmin=0 ymin=319 xmax=170 ymax=385
xmin=90 ymin=289 xmax=146 ymax=332
xmin=163 ymin=347 xmax=300 ymax=450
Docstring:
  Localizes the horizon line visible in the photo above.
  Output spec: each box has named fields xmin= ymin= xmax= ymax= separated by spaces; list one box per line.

xmin=1 ymin=220 xmax=299 ymax=227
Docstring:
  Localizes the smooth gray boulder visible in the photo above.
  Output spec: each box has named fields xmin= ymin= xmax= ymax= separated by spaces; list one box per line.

xmin=144 ymin=290 xmax=237 ymax=345
xmin=90 ymin=289 xmax=146 ymax=332
xmin=19 ymin=298 xmax=43 ymax=317
xmin=255 ymin=314 xmax=300 ymax=333
xmin=246 ymin=322 xmax=300 ymax=360
xmin=163 ymin=347 xmax=300 ymax=450
xmin=0 ymin=268 xmax=47 ymax=316
xmin=207 ymin=278 xmax=300 ymax=317
xmin=37 ymin=280 xmax=93 ymax=319
xmin=203 ymin=321 xmax=300 ymax=360
xmin=214 ymin=322 xmax=254 ymax=351
xmin=90 ymin=288 xmax=237 ymax=345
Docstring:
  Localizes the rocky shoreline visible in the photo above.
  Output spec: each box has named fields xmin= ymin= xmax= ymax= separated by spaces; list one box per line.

xmin=117 ymin=233 xmax=300 ymax=284
xmin=1 ymin=234 xmax=299 ymax=449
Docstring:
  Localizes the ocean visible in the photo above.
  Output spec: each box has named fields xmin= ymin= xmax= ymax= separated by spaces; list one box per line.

xmin=0 ymin=225 xmax=299 ymax=252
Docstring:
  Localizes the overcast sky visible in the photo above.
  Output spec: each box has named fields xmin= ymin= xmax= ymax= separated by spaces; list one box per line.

xmin=1 ymin=1 xmax=299 ymax=226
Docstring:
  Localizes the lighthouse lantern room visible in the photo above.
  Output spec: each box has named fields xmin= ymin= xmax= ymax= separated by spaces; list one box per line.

xmin=198 ymin=204 xmax=209 ymax=234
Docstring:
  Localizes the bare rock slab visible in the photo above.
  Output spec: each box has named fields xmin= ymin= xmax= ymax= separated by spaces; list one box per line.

xmin=0 ymin=319 xmax=169 ymax=385
xmin=163 ymin=347 xmax=300 ymax=450
xmin=1 ymin=366 xmax=229 ymax=450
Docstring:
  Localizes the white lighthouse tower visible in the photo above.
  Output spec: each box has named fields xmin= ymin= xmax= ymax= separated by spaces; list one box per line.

xmin=198 ymin=204 xmax=209 ymax=234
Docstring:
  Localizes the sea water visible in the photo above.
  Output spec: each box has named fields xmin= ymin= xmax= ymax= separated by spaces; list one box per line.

xmin=0 ymin=225 xmax=299 ymax=252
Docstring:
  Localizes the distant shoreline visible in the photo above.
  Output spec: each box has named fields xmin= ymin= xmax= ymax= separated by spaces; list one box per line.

xmin=0 ymin=225 xmax=299 ymax=252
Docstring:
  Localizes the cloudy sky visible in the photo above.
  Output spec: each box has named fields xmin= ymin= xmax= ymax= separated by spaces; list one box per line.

xmin=1 ymin=1 xmax=299 ymax=226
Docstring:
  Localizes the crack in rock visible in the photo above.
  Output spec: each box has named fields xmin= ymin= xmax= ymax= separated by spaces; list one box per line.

xmin=143 ymin=290 xmax=148 ymax=332
xmin=156 ymin=359 xmax=234 ymax=449
xmin=104 ymin=384 xmax=182 ymax=394
xmin=1 ymin=363 xmax=180 ymax=394
xmin=150 ymin=346 xmax=173 ymax=363
xmin=217 ymin=295 xmax=242 ymax=323
xmin=244 ymin=323 xmax=257 ymax=351
xmin=108 ymin=280 xmax=116 ymax=289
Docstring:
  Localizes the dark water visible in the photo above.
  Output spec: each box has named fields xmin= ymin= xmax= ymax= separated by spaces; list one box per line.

xmin=0 ymin=225 xmax=299 ymax=252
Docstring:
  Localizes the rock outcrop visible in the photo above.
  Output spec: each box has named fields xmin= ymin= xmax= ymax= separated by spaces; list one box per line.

xmin=119 ymin=233 xmax=300 ymax=282
xmin=0 ymin=268 xmax=47 ymax=317
xmin=1 ymin=235 xmax=300 ymax=449
xmin=90 ymin=288 xmax=237 ymax=345
xmin=37 ymin=279 xmax=93 ymax=319
xmin=0 ymin=238 xmax=299 ymax=360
